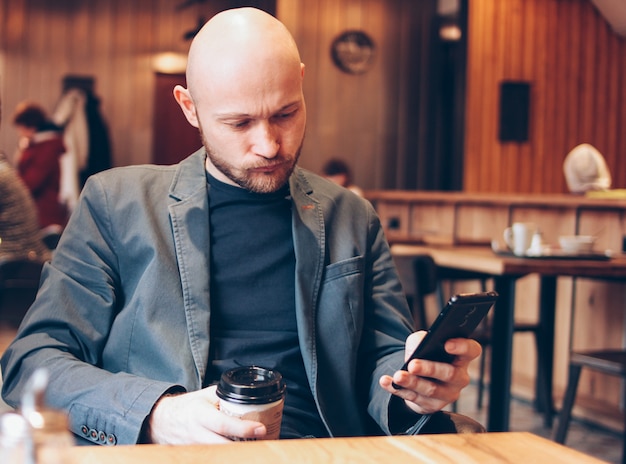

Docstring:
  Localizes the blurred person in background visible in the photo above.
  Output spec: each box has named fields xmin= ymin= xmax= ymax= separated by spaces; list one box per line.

xmin=0 ymin=99 xmax=51 ymax=261
xmin=322 ymin=158 xmax=364 ymax=197
xmin=563 ymin=143 xmax=612 ymax=194
xmin=12 ymin=102 xmax=68 ymax=232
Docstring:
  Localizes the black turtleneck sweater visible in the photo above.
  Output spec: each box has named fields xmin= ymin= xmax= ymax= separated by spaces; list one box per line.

xmin=205 ymin=173 xmax=328 ymax=439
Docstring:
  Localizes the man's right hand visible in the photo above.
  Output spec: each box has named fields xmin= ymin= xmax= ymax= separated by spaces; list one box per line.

xmin=147 ymin=385 xmax=267 ymax=444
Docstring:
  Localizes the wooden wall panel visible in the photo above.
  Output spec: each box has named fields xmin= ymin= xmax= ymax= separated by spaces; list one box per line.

xmin=0 ymin=0 xmax=266 ymax=167
xmin=465 ymin=0 xmax=626 ymax=194
xmin=2 ymin=0 xmax=137 ymax=165
xmin=278 ymin=0 xmax=419 ymax=189
xmin=1 ymin=0 xmax=624 ymax=194
xmin=1 ymin=0 xmax=414 ymax=189
xmin=454 ymin=205 xmax=509 ymax=242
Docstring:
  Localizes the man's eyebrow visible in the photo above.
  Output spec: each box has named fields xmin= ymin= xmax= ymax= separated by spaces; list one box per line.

xmin=275 ymin=102 xmax=301 ymax=112
xmin=216 ymin=102 xmax=301 ymax=120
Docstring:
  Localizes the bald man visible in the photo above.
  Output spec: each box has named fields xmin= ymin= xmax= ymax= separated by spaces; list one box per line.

xmin=1 ymin=8 xmax=480 ymax=445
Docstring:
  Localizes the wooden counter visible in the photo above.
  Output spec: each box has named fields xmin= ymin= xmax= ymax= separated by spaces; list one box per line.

xmin=366 ymin=190 xmax=626 ymax=432
xmin=366 ymin=190 xmax=626 ymax=248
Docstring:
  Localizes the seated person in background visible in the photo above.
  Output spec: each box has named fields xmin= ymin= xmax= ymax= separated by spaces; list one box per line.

xmin=1 ymin=7 xmax=480 ymax=445
xmin=563 ymin=143 xmax=611 ymax=194
xmin=12 ymin=102 xmax=68 ymax=230
xmin=0 ymin=153 xmax=51 ymax=262
xmin=0 ymin=97 xmax=51 ymax=262
xmin=322 ymin=158 xmax=364 ymax=197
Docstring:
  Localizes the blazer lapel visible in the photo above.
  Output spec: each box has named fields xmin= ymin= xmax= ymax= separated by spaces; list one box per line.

xmin=168 ymin=149 xmax=212 ymax=388
xmin=289 ymin=169 xmax=325 ymax=400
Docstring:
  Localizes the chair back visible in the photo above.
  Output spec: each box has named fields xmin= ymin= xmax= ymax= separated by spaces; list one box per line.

xmin=0 ymin=258 xmax=44 ymax=326
xmin=41 ymin=224 xmax=64 ymax=250
xmin=412 ymin=254 xmax=441 ymax=329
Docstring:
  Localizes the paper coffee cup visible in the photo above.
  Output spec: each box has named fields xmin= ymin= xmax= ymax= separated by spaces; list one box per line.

xmin=216 ymin=366 xmax=286 ymax=441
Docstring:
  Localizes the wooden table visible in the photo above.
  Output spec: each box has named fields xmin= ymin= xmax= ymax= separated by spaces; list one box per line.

xmin=391 ymin=244 xmax=626 ymax=432
xmin=68 ymin=432 xmax=603 ymax=464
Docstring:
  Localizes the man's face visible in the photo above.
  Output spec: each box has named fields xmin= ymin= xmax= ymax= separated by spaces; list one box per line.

xmin=192 ymin=62 xmax=306 ymax=194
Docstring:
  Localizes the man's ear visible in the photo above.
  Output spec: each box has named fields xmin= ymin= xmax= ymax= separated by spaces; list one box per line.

xmin=173 ymin=85 xmax=199 ymax=128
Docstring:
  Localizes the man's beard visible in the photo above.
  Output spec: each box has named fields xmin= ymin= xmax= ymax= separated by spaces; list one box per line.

xmin=200 ymin=128 xmax=302 ymax=194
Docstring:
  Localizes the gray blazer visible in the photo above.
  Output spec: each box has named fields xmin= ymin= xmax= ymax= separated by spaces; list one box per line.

xmin=1 ymin=149 xmax=414 ymax=445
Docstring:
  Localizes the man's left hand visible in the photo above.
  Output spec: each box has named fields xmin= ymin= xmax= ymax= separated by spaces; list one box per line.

xmin=379 ymin=331 xmax=482 ymax=414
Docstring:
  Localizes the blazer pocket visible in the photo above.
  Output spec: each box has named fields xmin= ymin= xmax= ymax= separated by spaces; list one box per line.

xmin=319 ymin=255 xmax=365 ymax=338
xmin=324 ymin=255 xmax=364 ymax=282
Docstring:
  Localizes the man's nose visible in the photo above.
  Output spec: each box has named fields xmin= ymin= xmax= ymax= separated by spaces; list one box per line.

xmin=251 ymin=121 xmax=279 ymax=158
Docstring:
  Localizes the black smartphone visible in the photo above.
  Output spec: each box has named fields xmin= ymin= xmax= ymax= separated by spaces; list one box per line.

xmin=392 ymin=291 xmax=498 ymax=389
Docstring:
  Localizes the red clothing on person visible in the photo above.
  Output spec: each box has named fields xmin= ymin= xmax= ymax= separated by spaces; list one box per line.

xmin=17 ymin=131 xmax=68 ymax=228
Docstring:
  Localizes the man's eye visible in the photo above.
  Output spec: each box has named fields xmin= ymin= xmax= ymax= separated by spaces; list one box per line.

xmin=230 ymin=120 xmax=250 ymax=129
xmin=275 ymin=110 xmax=297 ymax=121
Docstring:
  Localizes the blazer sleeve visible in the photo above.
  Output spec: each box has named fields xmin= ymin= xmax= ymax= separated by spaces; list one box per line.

xmin=359 ymin=209 xmax=422 ymax=435
xmin=0 ymin=176 xmax=182 ymax=445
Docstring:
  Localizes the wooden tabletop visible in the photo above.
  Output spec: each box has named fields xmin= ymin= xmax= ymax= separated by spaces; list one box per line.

xmin=391 ymin=244 xmax=626 ymax=279
xmin=67 ymin=432 xmax=603 ymax=464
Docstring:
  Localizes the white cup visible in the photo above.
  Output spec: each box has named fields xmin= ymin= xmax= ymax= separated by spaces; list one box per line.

xmin=503 ymin=222 xmax=537 ymax=256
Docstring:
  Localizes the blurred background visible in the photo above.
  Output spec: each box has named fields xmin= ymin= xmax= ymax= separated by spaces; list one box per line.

xmin=0 ymin=0 xmax=624 ymax=193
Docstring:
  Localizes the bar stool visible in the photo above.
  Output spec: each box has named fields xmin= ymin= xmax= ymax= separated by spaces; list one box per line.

xmin=552 ymin=349 xmax=626 ymax=464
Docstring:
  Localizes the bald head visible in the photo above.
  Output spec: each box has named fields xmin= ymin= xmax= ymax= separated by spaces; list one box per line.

xmin=173 ymin=7 xmax=307 ymax=193
xmin=186 ymin=8 xmax=302 ymax=101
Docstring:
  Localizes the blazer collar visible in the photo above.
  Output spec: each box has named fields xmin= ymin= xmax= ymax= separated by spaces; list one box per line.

xmin=169 ymin=148 xmax=208 ymax=202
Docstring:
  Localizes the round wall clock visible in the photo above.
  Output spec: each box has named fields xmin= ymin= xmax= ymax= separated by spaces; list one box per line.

xmin=330 ymin=30 xmax=375 ymax=75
